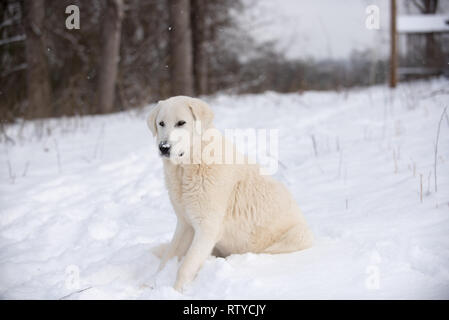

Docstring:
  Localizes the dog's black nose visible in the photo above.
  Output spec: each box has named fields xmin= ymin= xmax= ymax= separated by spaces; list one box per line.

xmin=159 ymin=141 xmax=171 ymax=156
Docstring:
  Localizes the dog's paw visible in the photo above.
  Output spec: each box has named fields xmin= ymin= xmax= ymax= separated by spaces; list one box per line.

xmin=173 ymin=282 xmax=184 ymax=293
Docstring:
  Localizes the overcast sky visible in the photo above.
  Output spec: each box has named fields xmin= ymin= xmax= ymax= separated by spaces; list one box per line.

xmin=241 ymin=0 xmax=393 ymax=60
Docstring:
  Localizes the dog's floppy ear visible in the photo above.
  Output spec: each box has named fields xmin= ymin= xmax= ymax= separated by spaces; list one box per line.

xmin=147 ymin=103 xmax=161 ymax=136
xmin=188 ymin=98 xmax=214 ymax=128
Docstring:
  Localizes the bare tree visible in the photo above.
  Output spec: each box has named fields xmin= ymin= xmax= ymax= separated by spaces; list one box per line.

xmin=23 ymin=0 xmax=52 ymax=119
xmin=168 ymin=0 xmax=194 ymax=96
xmin=2 ymin=0 xmax=267 ymax=120
xmin=96 ymin=0 xmax=124 ymax=113
xmin=191 ymin=0 xmax=208 ymax=95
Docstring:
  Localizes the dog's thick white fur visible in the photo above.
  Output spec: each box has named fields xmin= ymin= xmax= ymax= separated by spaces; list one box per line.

xmin=147 ymin=96 xmax=313 ymax=291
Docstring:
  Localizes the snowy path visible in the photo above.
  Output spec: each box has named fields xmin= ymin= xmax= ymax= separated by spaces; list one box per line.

xmin=1 ymin=79 xmax=448 ymax=299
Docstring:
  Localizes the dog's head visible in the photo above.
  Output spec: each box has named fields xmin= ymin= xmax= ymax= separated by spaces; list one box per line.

xmin=147 ymin=96 xmax=214 ymax=163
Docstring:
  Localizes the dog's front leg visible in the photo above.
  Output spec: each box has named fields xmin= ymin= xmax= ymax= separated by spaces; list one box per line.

xmin=158 ymin=218 xmax=190 ymax=271
xmin=173 ymin=221 xmax=219 ymax=291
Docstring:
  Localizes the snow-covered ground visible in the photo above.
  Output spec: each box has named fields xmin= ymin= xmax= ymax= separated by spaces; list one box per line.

xmin=1 ymin=79 xmax=448 ymax=299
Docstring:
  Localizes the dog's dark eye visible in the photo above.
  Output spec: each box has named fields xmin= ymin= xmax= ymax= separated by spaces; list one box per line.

xmin=159 ymin=121 xmax=165 ymax=127
xmin=176 ymin=120 xmax=186 ymax=127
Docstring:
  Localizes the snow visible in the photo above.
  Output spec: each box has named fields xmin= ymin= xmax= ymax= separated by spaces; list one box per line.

xmin=1 ymin=79 xmax=449 ymax=299
xmin=397 ymin=15 xmax=449 ymax=33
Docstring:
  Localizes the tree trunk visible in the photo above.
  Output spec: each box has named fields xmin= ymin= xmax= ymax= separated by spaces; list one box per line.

xmin=97 ymin=0 xmax=124 ymax=114
xmin=23 ymin=0 xmax=52 ymax=119
xmin=191 ymin=0 xmax=208 ymax=95
xmin=169 ymin=0 xmax=194 ymax=96
xmin=389 ymin=0 xmax=397 ymax=88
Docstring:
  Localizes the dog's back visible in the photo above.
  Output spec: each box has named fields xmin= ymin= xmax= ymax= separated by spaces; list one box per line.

xmin=215 ymin=163 xmax=313 ymax=256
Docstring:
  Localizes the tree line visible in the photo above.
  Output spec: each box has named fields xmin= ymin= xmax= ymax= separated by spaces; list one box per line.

xmin=1 ymin=0 xmax=248 ymax=121
xmin=1 ymin=0 xmax=447 ymax=123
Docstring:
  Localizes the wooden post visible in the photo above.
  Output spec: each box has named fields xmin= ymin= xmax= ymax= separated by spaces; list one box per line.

xmin=389 ymin=0 xmax=397 ymax=88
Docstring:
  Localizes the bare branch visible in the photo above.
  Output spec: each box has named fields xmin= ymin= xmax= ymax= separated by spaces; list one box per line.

xmin=1 ymin=63 xmax=27 ymax=77
xmin=434 ymin=106 xmax=448 ymax=193
xmin=0 ymin=34 xmax=26 ymax=46
xmin=412 ymin=0 xmax=426 ymax=12
xmin=59 ymin=286 xmax=93 ymax=300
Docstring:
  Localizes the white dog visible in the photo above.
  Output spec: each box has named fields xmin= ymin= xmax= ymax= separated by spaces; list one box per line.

xmin=147 ymin=96 xmax=313 ymax=291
